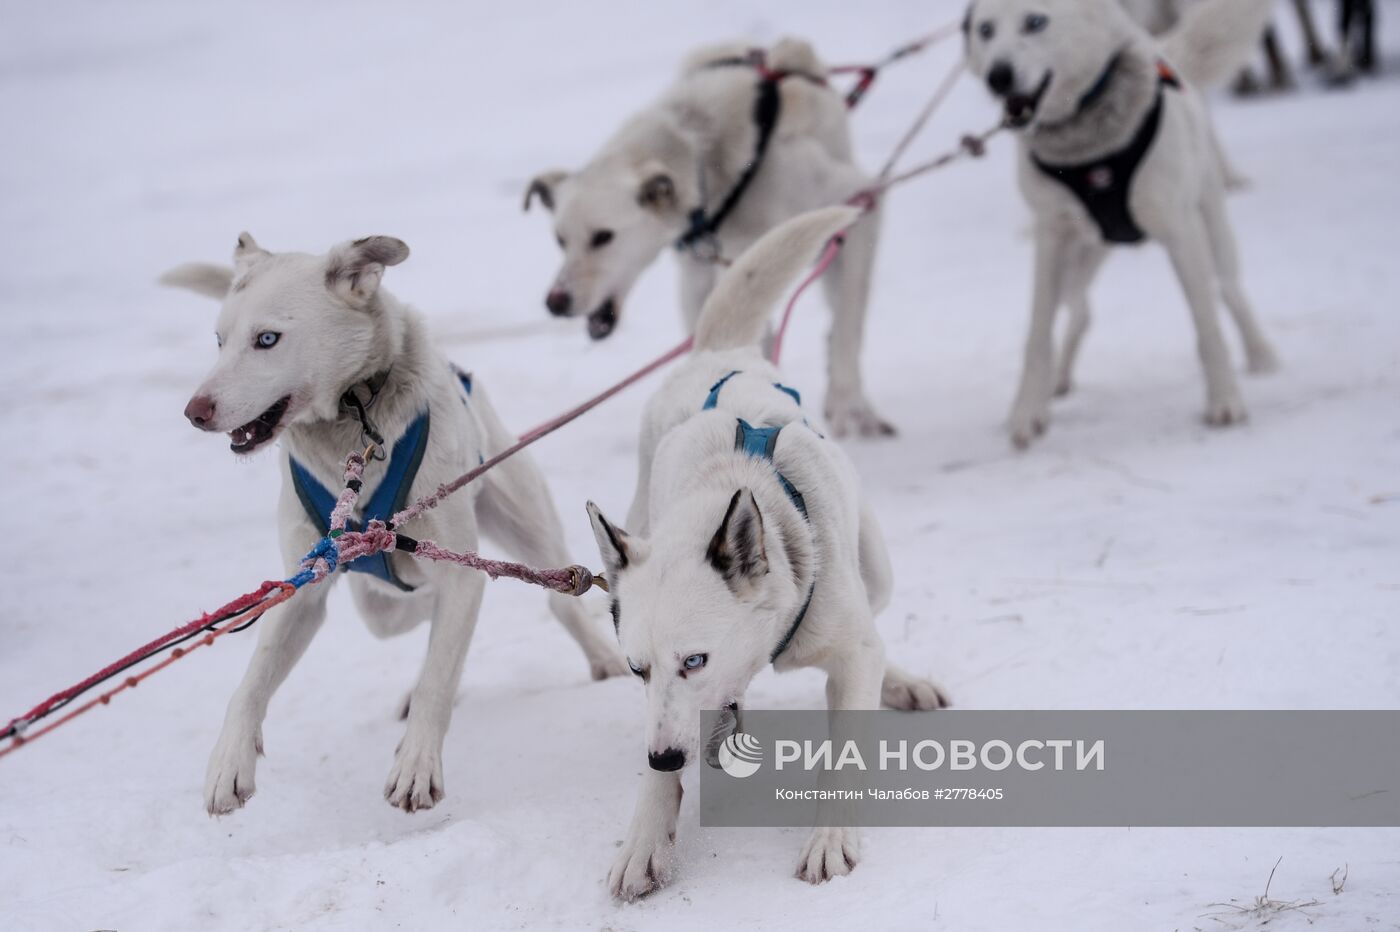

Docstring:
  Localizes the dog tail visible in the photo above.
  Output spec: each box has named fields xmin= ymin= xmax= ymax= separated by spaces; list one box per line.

xmin=692 ymin=206 xmax=860 ymax=353
xmin=1160 ymin=0 xmax=1272 ymax=88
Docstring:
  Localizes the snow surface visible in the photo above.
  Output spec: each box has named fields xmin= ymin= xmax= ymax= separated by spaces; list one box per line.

xmin=2 ymin=1 xmax=1398 ymax=929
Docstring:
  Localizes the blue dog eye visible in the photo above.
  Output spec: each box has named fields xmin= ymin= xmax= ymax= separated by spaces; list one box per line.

xmin=1023 ymin=13 xmax=1048 ymax=33
xmin=683 ymin=653 xmax=707 ymax=671
xmin=255 ymin=331 xmax=280 ymax=349
xmin=978 ymin=21 xmax=995 ymax=40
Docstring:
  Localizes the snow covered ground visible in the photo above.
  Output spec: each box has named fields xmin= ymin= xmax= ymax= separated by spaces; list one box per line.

xmin=2 ymin=1 xmax=1398 ymax=929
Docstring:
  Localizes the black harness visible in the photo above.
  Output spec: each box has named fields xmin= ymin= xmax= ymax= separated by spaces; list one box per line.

xmin=1031 ymin=61 xmax=1181 ymax=245
xmin=675 ymin=51 xmax=824 ymax=260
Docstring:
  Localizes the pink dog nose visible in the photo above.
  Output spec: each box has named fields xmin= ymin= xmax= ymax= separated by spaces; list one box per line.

xmin=185 ymin=394 xmax=217 ymax=430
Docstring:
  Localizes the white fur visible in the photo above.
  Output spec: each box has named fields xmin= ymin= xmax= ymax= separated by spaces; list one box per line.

xmin=164 ymin=234 xmax=625 ymax=816
xmin=964 ymin=0 xmax=1278 ymax=448
xmin=526 ymin=38 xmax=895 ymax=437
xmin=586 ymin=208 xmax=947 ymax=900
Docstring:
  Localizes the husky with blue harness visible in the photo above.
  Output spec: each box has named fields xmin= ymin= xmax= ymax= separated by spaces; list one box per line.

xmin=584 ymin=208 xmax=948 ymax=900
xmin=162 ymin=233 xmax=625 ymax=817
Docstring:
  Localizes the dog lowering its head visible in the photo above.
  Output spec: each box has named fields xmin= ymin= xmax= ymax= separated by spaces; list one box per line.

xmin=525 ymin=38 xmax=897 ymax=438
xmin=586 ymin=207 xmax=948 ymax=900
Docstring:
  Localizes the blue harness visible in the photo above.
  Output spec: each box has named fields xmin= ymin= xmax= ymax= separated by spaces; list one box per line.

xmin=702 ymin=370 xmax=815 ymax=661
xmin=288 ymin=368 xmax=478 ymax=591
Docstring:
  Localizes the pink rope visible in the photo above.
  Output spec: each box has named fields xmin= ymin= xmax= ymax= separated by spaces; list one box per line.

xmin=411 ymin=539 xmax=579 ymax=592
xmin=328 ymin=453 xmax=367 ymax=531
xmin=770 ymin=234 xmax=847 ymax=365
xmin=769 ymin=124 xmax=1002 ymax=364
xmin=390 ymin=336 xmax=692 ymax=529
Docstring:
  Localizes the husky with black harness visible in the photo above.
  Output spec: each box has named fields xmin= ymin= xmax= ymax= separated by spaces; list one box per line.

xmin=584 ymin=208 xmax=948 ymax=900
xmin=525 ymin=38 xmax=895 ymax=438
xmin=963 ymin=0 xmax=1279 ymax=448
xmin=161 ymin=233 xmax=625 ymax=816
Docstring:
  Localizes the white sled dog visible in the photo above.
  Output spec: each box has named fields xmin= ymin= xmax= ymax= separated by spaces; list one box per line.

xmin=163 ymin=234 xmax=624 ymax=815
xmin=526 ymin=38 xmax=895 ymax=438
xmin=585 ymin=207 xmax=948 ymax=900
xmin=963 ymin=0 xmax=1279 ymax=448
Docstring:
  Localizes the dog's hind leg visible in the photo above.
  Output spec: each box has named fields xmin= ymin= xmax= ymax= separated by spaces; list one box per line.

xmin=1054 ymin=240 xmax=1108 ymax=397
xmin=472 ymin=388 xmax=627 ymax=680
xmin=205 ymin=564 xmax=331 ymax=815
xmin=1159 ymin=212 xmax=1248 ymax=425
xmin=820 ymin=200 xmax=894 ymax=438
xmin=856 ymin=499 xmax=892 ymax=615
xmin=385 ymin=567 xmax=484 ymax=812
xmin=1199 ymin=193 xmax=1278 ymax=374
xmin=881 ymin=663 xmax=951 ymax=711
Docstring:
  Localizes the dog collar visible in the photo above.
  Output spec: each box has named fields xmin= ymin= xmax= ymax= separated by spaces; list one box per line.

xmin=1075 ymin=51 xmax=1123 ymax=117
xmin=339 ymin=368 xmax=393 ymax=453
xmin=1030 ymin=65 xmax=1179 ymax=244
xmin=676 ymin=49 xmax=816 ymax=260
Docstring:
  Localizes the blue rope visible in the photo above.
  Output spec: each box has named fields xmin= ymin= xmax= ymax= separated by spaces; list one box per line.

xmin=286 ymin=536 xmax=340 ymax=588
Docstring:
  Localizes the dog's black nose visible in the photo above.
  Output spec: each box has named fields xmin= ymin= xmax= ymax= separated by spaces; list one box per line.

xmin=546 ymin=289 xmax=572 ymax=316
xmin=987 ymin=61 xmax=1015 ymax=96
xmin=184 ymin=394 xmax=217 ymax=430
xmin=648 ymin=748 xmax=686 ymax=772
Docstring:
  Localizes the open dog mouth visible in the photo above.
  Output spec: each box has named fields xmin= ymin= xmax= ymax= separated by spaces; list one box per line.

xmin=704 ymin=701 xmax=743 ymax=769
xmin=229 ymin=396 xmax=290 ymax=454
xmin=587 ymin=298 xmax=618 ymax=340
xmin=1005 ymin=72 xmax=1052 ymax=128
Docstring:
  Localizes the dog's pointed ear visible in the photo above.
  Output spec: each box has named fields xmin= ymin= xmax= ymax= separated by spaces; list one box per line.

xmin=707 ymin=489 xmax=768 ymax=592
xmin=232 ymin=232 xmax=269 ymax=276
xmin=637 ymin=168 xmax=677 ymax=211
xmin=324 ymin=236 xmax=410 ymax=306
xmin=159 ymin=262 xmax=234 ymax=300
xmin=588 ymin=501 xmax=640 ymax=575
xmin=524 ymin=170 xmax=568 ymax=212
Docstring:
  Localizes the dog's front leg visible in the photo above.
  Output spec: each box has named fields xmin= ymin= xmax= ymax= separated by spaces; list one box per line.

xmin=384 ymin=569 xmax=485 ymax=812
xmin=608 ymin=768 xmax=683 ymax=901
xmin=205 ymin=578 xmax=331 ymax=815
xmin=797 ymin=634 xmax=884 ymax=884
xmin=1159 ymin=214 xmax=1248 ymax=426
xmin=1009 ymin=227 xmax=1069 ymax=448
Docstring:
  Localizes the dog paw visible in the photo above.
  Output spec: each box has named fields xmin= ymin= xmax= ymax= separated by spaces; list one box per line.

xmin=824 ymin=395 xmax=897 ymax=439
xmin=881 ymin=674 xmax=950 ymax=711
xmin=796 ymin=826 xmax=860 ymax=884
xmin=1007 ymin=400 xmax=1050 ymax=449
xmin=608 ymin=831 xmax=674 ymax=901
xmin=204 ymin=726 xmax=262 ymax=815
xmin=1053 ymin=373 xmax=1074 ymax=398
xmin=589 ymin=647 xmax=630 ymax=681
xmin=1204 ymin=392 xmax=1248 ymax=427
xmin=384 ymin=739 xmax=444 ymax=813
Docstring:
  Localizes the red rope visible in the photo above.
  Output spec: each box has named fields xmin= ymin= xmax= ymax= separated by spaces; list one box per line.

xmin=391 ymin=337 xmax=692 ymax=528
xmin=0 ymin=583 xmax=296 ymax=760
